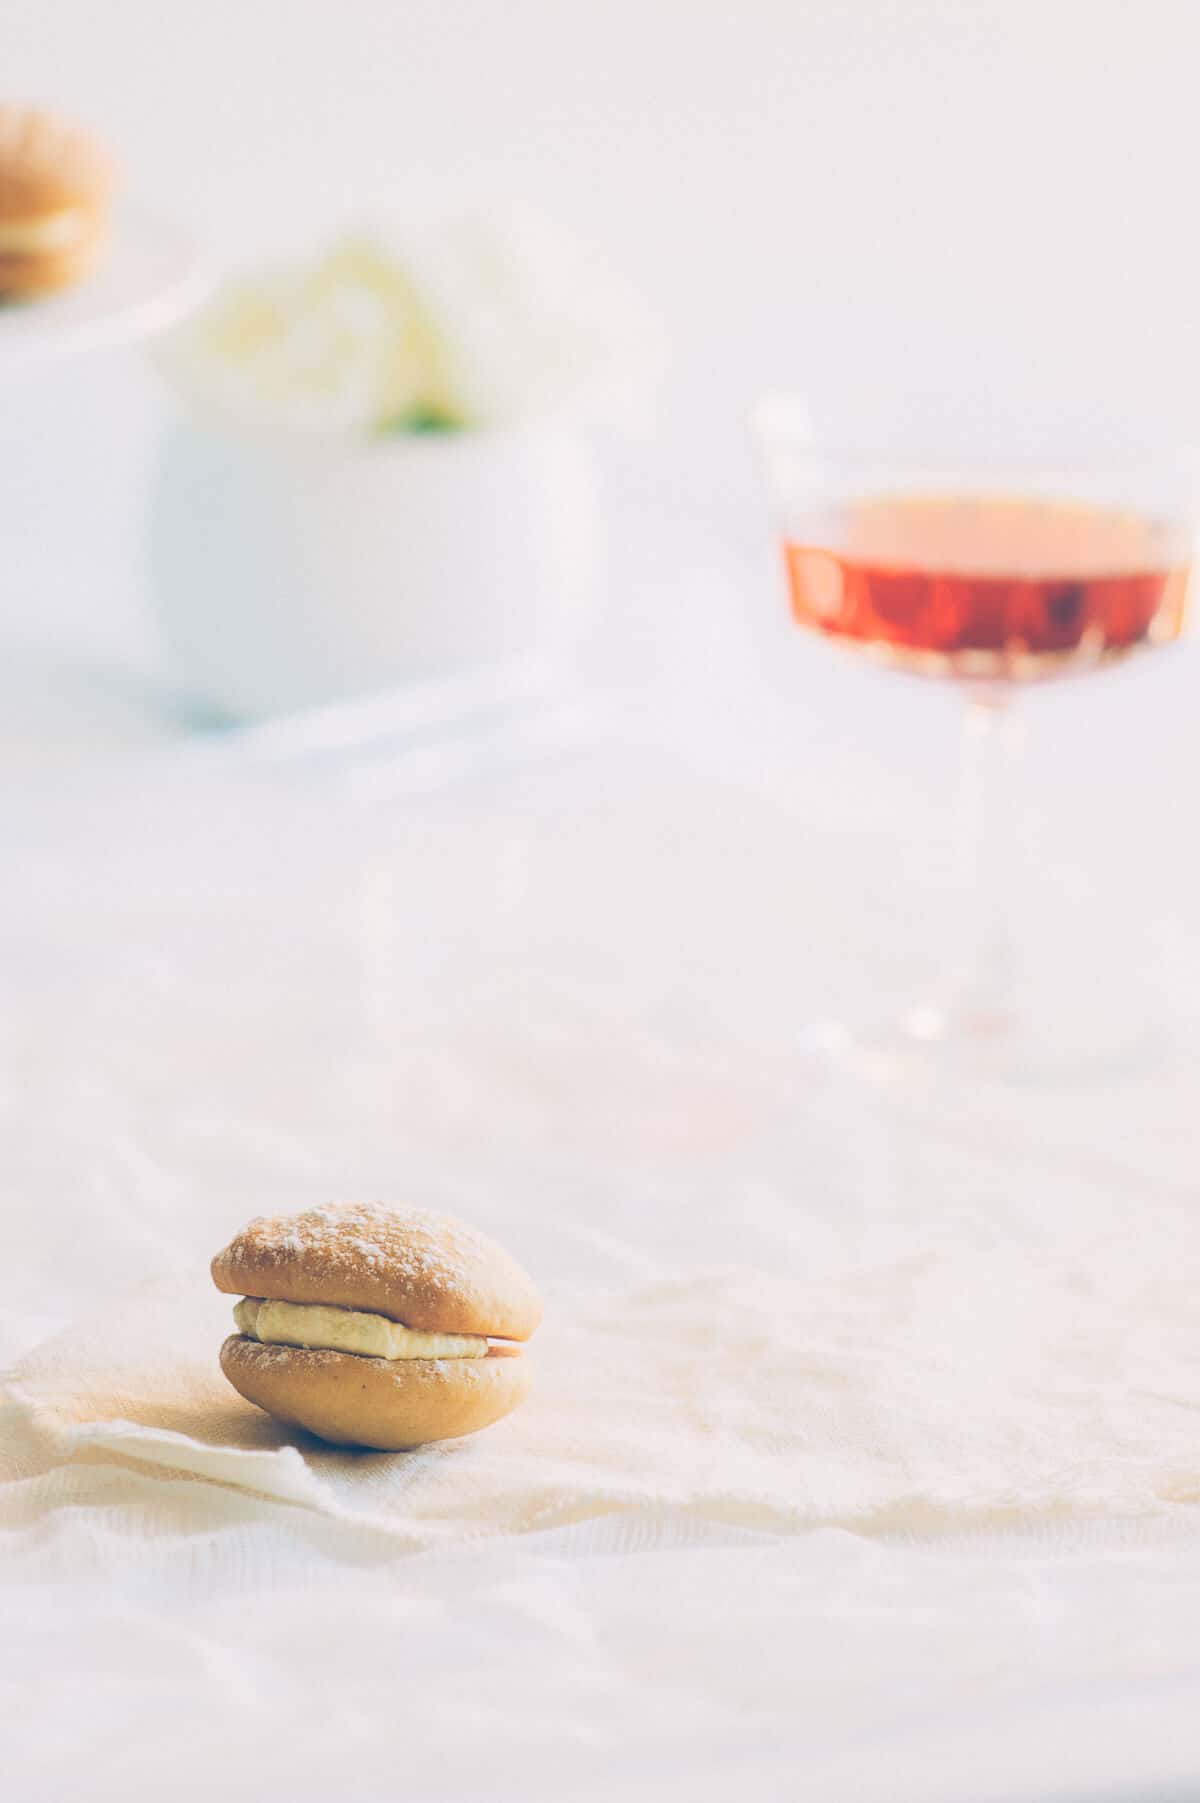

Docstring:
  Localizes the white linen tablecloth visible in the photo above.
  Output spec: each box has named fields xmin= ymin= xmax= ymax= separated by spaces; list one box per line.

xmin=6 ymin=704 xmax=1200 ymax=1800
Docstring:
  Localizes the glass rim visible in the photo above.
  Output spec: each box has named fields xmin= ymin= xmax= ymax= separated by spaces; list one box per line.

xmin=751 ymin=393 xmax=1200 ymax=483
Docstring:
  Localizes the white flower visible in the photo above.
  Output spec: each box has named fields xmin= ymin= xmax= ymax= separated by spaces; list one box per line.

xmin=162 ymin=238 xmax=462 ymax=436
xmin=160 ymin=211 xmax=657 ymax=439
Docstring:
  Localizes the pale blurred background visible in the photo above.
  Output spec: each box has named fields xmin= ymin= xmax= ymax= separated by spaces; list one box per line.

xmin=6 ymin=0 xmax=1200 ymax=849
xmin=11 ymin=16 xmax=1200 ymax=1787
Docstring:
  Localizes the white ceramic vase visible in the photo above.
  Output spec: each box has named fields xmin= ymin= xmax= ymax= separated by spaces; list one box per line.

xmin=149 ymin=416 xmax=598 ymax=722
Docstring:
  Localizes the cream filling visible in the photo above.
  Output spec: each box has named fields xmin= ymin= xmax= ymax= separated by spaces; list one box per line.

xmin=0 ymin=209 xmax=85 ymax=255
xmin=233 ymin=1296 xmax=489 ymax=1361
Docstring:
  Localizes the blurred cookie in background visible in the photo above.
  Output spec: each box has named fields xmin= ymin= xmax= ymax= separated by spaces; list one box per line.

xmin=0 ymin=103 xmax=114 ymax=300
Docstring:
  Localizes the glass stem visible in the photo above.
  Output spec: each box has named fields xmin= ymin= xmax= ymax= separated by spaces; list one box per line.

xmin=955 ymin=688 xmax=1022 ymax=1034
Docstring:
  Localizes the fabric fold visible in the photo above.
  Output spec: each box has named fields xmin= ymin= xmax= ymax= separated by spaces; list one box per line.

xmin=6 ymin=1247 xmax=1200 ymax=1552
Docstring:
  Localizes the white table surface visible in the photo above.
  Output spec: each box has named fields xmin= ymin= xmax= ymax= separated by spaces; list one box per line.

xmin=7 ymin=629 xmax=1200 ymax=1799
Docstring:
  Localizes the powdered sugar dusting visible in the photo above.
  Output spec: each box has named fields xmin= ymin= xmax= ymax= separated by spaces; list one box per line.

xmin=246 ymin=1341 xmax=345 ymax=1370
xmin=232 ymin=1338 xmax=500 ymax=1390
xmin=213 ymin=1200 xmax=542 ymax=1340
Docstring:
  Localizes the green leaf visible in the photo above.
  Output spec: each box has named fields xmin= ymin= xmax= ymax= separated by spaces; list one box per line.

xmin=375 ymin=403 xmax=467 ymax=437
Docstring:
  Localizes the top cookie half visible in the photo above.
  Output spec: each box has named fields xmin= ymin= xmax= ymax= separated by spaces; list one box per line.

xmin=0 ymin=104 xmax=113 ymax=220
xmin=211 ymin=1201 xmax=542 ymax=1342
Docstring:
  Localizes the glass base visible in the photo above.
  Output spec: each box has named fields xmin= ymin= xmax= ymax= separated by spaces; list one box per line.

xmin=800 ymin=993 xmax=1168 ymax=1088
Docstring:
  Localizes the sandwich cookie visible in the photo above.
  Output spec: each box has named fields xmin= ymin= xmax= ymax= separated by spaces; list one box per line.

xmin=212 ymin=1201 xmax=541 ymax=1449
xmin=0 ymin=104 xmax=114 ymax=299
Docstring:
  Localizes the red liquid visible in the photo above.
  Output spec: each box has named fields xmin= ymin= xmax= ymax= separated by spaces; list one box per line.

xmin=783 ymin=494 xmax=1191 ymax=679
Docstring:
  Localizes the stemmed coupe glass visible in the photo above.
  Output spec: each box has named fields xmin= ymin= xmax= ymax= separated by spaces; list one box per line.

xmin=755 ymin=398 xmax=1199 ymax=1078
